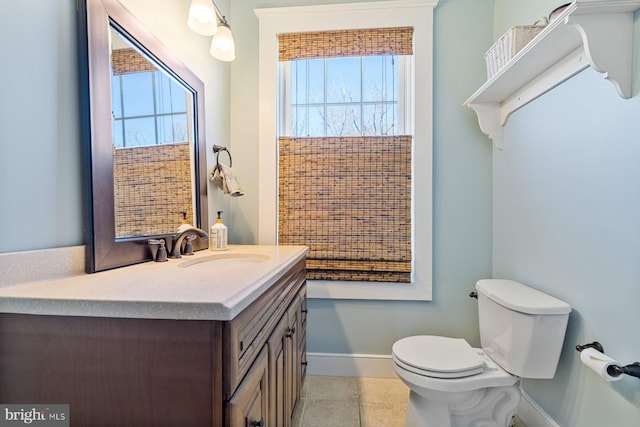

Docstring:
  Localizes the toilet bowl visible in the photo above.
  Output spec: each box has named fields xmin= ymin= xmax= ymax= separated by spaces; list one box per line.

xmin=392 ymin=336 xmax=520 ymax=427
xmin=391 ymin=279 xmax=571 ymax=427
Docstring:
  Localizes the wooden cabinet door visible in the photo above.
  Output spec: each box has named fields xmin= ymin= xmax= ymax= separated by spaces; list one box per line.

xmin=267 ymin=295 xmax=303 ymax=427
xmin=297 ymin=285 xmax=308 ymax=387
xmin=227 ymin=345 xmax=269 ymax=427
xmin=267 ymin=311 xmax=289 ymax=427
xmin=285 ymin=298 xmax=300 ymax=423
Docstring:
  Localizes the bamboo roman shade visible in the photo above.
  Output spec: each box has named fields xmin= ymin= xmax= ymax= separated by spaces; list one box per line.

xmin=278 ymin=136 xmax=412 ymax=283
xmin=113 ymin=143 xmax=193 ymax=238
xmin=111 ymin=48 xmax=157 ymax=75
xmin=278 ymin=27 xmax=413 ymax=61
xmin=278 ymin=27 xmax=413 ymax=283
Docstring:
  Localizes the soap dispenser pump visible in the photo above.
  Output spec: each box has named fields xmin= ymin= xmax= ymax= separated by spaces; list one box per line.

xmin=177 ymin=211 xmax=192 ymax=233
xmin=210 ymin=211 xmax=228 ymax=251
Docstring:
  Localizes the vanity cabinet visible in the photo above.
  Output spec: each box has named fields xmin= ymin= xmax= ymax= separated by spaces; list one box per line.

xmin=0 ymin=258 xmax=307 ymax=427
xmin=226 ymin=259 xmax=307 ymax=427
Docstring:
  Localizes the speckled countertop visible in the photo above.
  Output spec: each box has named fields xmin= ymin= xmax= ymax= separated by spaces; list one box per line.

xmin=0 ymin=245 xmax=307 ymax=321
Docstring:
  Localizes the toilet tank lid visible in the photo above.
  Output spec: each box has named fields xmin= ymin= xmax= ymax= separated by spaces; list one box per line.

xmin=476 ymin=279 xmax=571 ymax=315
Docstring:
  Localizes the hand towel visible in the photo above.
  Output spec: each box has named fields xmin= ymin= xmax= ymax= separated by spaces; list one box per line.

xmin=209 ymin=163 xmax=245 ymax=197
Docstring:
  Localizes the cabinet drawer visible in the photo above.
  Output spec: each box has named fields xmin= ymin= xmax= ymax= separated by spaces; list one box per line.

xmin=224 ymin=259 xmax=306 ymax=395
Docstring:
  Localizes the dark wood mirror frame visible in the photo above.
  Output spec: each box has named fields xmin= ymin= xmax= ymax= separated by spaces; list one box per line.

xmin=78 ymin=0 xmax=208 ymax=273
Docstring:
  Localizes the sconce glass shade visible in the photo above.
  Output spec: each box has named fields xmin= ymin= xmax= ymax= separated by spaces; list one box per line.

xmin=187 ymin=0 xmax=218 ymax=36
xmin=209 ymin=22 xmax=236 ymax=61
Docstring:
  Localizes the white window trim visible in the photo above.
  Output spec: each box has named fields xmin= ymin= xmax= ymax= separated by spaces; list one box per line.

xmin=255 ymin=0 xmax=436 ymax=301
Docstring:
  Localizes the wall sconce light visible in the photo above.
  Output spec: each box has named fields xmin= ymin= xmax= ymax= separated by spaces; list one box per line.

xmin=187 ymin=0 xmax=235 ymax=61
xmin=209 ymin=19 xmax=235 ymax=62
xmin=187 ymin=0 xmax=217 ymax=35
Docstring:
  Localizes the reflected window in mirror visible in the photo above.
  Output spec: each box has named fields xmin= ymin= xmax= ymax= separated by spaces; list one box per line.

xmin=109 ymin=27 xmax=197 ymax=240
xmin=110 ymin=31 xmax=191 ymax=148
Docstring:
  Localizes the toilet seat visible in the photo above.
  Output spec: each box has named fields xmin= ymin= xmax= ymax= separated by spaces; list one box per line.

xmin=392 ymin=336 xmax=486 ymax=379
xmin=391 ymin=336 xmax=519 ymax=393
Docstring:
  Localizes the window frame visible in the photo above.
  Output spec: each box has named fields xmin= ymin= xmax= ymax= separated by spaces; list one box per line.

xmin=255 ymin=0 xmax=435 ymax=301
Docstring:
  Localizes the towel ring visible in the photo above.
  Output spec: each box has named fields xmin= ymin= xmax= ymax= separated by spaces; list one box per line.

xmin=213 ymin=145 xmax=232 ymax=170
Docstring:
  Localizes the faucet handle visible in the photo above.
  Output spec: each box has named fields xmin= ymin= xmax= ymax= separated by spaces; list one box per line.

xmin=183 ymin=235 xmax=197 ymax=256
xmin=147 ymin=239 xmax=168 ymax=262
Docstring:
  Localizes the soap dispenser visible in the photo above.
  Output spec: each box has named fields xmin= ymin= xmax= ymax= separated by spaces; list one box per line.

xmin=177 ymin=211 xmax=192 ymax=233
xmin=210 ymin=211 xmax=228 ymax=251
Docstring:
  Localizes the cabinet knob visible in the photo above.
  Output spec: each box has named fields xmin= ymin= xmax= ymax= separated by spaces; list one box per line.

xmin=250 ymin=418 xmax=264 ymax=427
xmin=286 ymin=327 xmax=296 ymax=337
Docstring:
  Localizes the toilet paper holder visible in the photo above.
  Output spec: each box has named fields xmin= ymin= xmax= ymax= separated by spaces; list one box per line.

xmin=576 ymin=341 xmax=640 ymax=379
xmin=575 ymin=341 xmax=604 ymax=353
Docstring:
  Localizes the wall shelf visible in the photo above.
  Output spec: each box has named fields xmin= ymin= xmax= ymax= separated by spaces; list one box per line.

xmin=464 ymin=0 xmax=640 ymax=144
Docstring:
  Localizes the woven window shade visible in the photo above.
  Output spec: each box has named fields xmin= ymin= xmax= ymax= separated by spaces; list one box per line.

xmin=111 ymin=48 xmax=157 ymax=75
xmin=278 ymin=136 xmax=412 ymax=283
xmin=278 ymin=27 xmax=413 ymax=61
xmin=113 ymin=143 xmax=193 ymax=238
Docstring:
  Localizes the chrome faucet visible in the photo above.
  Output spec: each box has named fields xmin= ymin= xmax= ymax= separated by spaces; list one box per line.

xmin=170 ymin=227 xmax=208 ymax=258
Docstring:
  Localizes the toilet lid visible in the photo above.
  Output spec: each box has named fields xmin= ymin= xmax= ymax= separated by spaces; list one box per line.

xmin=392 ymin=336 xmax=486 ymax=379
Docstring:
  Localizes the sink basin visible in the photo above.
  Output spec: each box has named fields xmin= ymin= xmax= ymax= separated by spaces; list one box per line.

xmin=177 ymin=252 xmax=270 ymax=269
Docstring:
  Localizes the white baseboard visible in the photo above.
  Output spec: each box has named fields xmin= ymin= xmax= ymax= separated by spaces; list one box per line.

xmin=307 ymin=352 xmax=399 ymax=378
xmin=517 ymin=388 xmax=560 ymax=427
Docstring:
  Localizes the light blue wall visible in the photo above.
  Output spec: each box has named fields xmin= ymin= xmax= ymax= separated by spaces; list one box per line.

xmin=0 ymin=0 xmax=229 ymax=254
xmin=492 ymin=2 xmax=640 ymax=425
xmin=0 ymin=0 xmax=83 ymax=252
xmin=229 ymin=0 xmax=494 ymax=356
xmin=492 ymin=0 xmax=557 ymax=39
xmin=493 ymin=57 xmax=640 ymax=427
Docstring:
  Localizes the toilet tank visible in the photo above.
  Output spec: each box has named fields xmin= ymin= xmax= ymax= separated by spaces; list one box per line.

xmin=476 ymin=279 xmax=571 ymax=379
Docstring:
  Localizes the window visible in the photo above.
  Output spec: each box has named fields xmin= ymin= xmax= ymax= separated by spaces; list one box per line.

xmin=284 ymin=55 xmax=403 ymax=137
xmin=111 ymin=48 xmax=190 ymax=148
xmin=256 ymin=0 xmax=435 ymax=300
xmin=277 ymin=27 xmax=413 ymax=284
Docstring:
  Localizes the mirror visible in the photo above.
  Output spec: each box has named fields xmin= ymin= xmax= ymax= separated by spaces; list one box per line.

xmin=78 ymin=0 xmax=208 ymax=272
xmin=110 ymin=28 xmax=197 ymax=239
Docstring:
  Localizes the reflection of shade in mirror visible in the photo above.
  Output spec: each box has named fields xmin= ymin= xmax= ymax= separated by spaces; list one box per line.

xmin=109 ymin=27 xmax=197 ymax=239
xmin=113 ymin=143 xmax=194 ymax=238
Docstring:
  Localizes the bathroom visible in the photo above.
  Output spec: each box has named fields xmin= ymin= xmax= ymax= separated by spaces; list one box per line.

xmin=1 ymin=0 xmax=640 ymax=426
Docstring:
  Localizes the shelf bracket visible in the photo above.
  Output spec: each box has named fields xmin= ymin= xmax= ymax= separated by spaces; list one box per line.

xmin=566 ymin=11 xmax=634 ymax=99
xmin=466 ymin=103 xmax=501 ymax=142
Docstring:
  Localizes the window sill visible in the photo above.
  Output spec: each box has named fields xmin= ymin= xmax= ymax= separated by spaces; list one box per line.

xmin=307 ymin=278 xmax=432 ymax=301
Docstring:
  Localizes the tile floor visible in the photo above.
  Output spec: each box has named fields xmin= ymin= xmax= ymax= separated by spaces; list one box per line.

xmin=292 ymin=375 xmax=527 ymax=427
xmin=292 ymin=375 xmax=409 ymax=427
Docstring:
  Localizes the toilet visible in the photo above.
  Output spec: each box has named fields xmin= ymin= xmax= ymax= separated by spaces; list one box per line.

xmin=391 ymin=279 xmax=571 ymax=427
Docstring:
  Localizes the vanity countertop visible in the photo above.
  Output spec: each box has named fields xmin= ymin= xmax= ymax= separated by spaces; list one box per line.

xmin=0 ymin=245 xmax=308 ymax=321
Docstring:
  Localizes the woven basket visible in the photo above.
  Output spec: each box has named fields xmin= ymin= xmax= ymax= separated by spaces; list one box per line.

xmin=484 ymin=21 xmax=547 ymax=78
